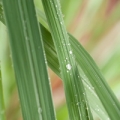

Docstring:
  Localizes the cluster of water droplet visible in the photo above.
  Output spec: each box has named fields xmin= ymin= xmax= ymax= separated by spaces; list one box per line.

xmin=66 ymin=63 xmax=71 ymax=70
xmin=0 ymin=4 xmax=3 ymax=20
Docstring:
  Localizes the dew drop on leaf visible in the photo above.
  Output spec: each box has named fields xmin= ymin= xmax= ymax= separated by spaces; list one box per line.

xmin=60 ymin=22 xmax=63 ymax=24
xmin=69 ymin=50 xmax=72 ymax=54
xmin=66 ymin=64 xmax=71 ymax=70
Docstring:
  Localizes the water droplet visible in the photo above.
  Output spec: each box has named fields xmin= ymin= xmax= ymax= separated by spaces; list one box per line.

xmin=69 ymin=50 xmax=72 ymax=54
xmin=60 ymin=22 xmax=63 ymax=25
xmin=66 ymin=64 xmax=71 ymax=70
xmin=97 ymin=109 xmax=100 ymax=111
xmin=76 ymin=102 xmax=79 ymax=105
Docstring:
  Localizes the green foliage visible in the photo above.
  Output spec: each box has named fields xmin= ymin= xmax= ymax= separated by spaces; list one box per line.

xmin=0 ymin=0 xmax=120 ymax=120
xmin=41 ymin=0 xmax=93 ymax=120
xmin=41 ymin=24 xmax=120 ymax=119
xmin=37 ymin=0 xmax=120 ymax=119
xmin=2 ymin=0 xmax=56 ymax=120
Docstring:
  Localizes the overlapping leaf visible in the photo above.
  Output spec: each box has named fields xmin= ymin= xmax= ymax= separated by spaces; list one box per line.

xmin=0 ymin=0 xmax=120 ymax=120
xmin=2 ymin=0 xmax=56 ymax=120
xmin=41 ymin=0 xmax=93 ymax=120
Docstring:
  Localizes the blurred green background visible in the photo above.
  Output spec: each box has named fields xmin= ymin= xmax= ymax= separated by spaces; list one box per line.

xmin=0 ymin=0 xmax=120 ymax=120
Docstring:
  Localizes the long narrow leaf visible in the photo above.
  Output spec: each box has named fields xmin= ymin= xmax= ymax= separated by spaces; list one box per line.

xmin=0 ymin=1 xmax=120 ymax=119
xmin=41 ymin=0 xmax=93 ymax=120
xmin=0 ymin=21 xmax=109 ymax=119
xmin=37 ymin=8 xmax=120 ymax=113
xmin=41 ymin=24 xmax=120 ymax=119
xmin=41 ymin=24 xmax=109 ymax=120
xmin=2 ymin=0 xmax=56 ymax=120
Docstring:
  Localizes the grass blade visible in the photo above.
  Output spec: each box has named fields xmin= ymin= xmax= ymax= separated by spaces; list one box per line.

xmin=36 ymin=8 xmax=120 ymax=113
xmin=41 ymin=24 xmax=120 ymax=119
xmin=41 ymin=24 xmax=109 ymax=120
xmin=2 ymin=0 xmax=56 ymax=120
xmin=0 ymin=1 xmax=120 ymax=119
xmin=70 ymin=35 xmax=120 ymax=118
xmin=0 ymin=21 xmax=108 ymax=119
xmin=41 ymin=0 xmax=93 ymax=120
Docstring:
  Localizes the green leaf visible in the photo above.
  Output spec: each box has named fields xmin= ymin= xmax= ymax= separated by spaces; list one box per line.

xmin=41 ymin=0 xmax=93 ymax=120
xmin=0 ymin=21 xmax=110 ymax=119
xmin=2 ymin=0 xmax=56 ymax=120
xmin=41 ymin=23 xmax=120 ymax=119
xmin=70 ymin=34 xmax=120 ymax=119
xmin=0 ymin=1 xmax=120 ymax=119
xmin=40 ymin=24 xmax=108 ymax=120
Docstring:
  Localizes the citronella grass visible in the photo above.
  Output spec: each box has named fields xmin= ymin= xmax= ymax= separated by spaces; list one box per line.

xmin=2 ymin=0 xmax=56 ymax=119
xmin=0 ymin=0 xmax=120 ymax=120
xmin=41 ymin=0 xmax=93 ymax=120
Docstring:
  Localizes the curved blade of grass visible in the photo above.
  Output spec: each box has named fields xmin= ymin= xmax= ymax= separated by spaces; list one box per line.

xmin=70 ymin=34 xmax=120 ymax=117
xmin=41 ymin=24 xmax=110 ymax=120
xmin=41 ymin=24 xmax=120 ymax=119
xmin=35 ymin=2 xmax=119 ymax=119
xmin=0 ymin=21 xmax=109 ymax=119
xmin=41 ymin=0 xmax=93 ymax=120
xmin=37 ymin=8 xmax=120 ymax=111
xmin=2 ymin=0 xmax=56 ymax=120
